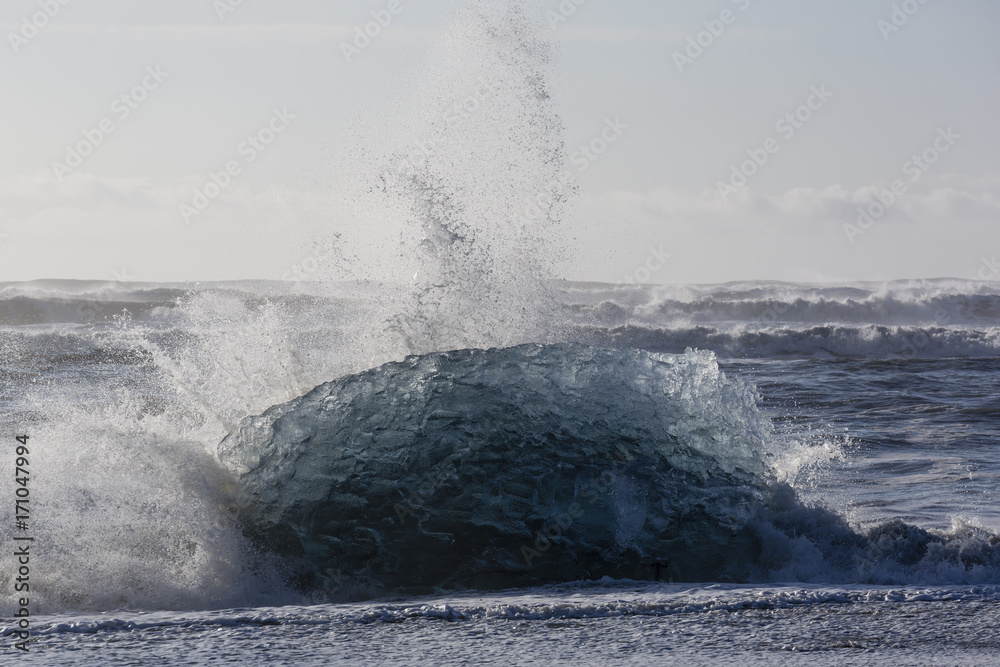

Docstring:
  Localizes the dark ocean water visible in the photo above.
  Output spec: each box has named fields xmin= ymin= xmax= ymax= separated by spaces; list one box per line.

xmin=1 ymin=278 xmax=998 ymax=664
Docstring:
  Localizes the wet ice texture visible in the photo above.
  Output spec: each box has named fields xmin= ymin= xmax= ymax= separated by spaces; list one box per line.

xmin=218 ymin=343 xmax=774 ymax=594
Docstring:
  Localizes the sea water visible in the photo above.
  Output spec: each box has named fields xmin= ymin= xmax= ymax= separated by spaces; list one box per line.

xmin=2 ymin=2 xmax=999 ymax=663
xmin=1 ymin=279 xmax=999 ymax=664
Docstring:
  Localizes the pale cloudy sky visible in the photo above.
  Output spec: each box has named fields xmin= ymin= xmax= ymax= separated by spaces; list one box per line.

xmin=1 ymin=0 xmax=997 ymax=284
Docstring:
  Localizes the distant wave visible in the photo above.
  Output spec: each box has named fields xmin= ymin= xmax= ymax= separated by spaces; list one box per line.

xmin=2 ymin=278 xmax=997 ymax=359
xmin=562 ymin=279 xmax=1000 ymax=327
xmin=574 ymin=323 xmax=1000 ymax=359
xmin=0 ymin=281 xmax=188 ymax=326
xmin=564 ymin=279 xmax=1000 ymax=358
xmin=0 ymin=282 xmax=355 ymax=327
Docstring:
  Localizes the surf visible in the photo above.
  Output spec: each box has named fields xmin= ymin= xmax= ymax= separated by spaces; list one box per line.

xmin=219 ymin=343 xmax=1000 ymax=597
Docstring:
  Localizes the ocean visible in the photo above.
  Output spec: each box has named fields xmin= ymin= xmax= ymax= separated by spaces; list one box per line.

xmin=3 ymin=3 xmax=999 ymax=663
xmin=1 ymin=278 xmax=999 ymax=665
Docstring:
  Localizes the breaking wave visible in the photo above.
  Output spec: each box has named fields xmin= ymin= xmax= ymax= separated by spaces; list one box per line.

xmin=219 ymin=343 xmax=1000 ymax=598
xmin=576 ymin=323 xmax=1000 ymax=359
xmin=5 ymin=279 xmax=998 ymax=360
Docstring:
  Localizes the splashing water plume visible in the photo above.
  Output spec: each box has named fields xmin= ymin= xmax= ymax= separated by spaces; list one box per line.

xmin=380 ymin=1 xmax=571 ymax=354
xmin=0 ymin=1 xmax=577 ymax=613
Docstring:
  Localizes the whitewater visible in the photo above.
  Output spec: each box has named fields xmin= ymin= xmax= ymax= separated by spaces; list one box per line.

xmin=1 ymin=278 xmax=999 ymax=664
xmin=2 ymin=3 xmax=1000 ymax=664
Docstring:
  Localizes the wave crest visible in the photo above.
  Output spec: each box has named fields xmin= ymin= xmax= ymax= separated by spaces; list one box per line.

xmin=219 ymin=342 xmax=1000 ymax=596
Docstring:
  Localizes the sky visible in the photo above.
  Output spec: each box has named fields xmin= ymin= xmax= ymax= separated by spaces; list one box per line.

xmin=0 ymin=0 xmax=998 ymax=284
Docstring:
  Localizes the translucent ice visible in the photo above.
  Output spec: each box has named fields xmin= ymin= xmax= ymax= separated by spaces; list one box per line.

xmin=219 ymin=343 xmax=774 ymax=594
